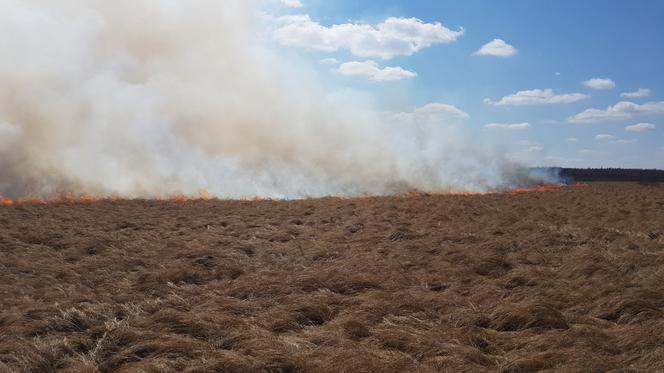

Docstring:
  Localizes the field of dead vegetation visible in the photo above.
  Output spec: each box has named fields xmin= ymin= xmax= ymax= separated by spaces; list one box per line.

xmin=1 ymin=182 xmax=663 ymax=372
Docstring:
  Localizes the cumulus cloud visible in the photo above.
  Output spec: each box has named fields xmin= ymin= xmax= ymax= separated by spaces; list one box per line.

xmin=391 ymin=103 xmax=470 ymax=124
xmin=595 ymin=134 xmax=616 ymax=141
xmin=484 ymin=122 xmax=530 ymax=130
xmin=473 ymin=39 xmax=517 ymax=57
xmin=319 ymin=57 xmax=340 ymax=65
xmin=625 ymin=123 xmax=656 ymax=132
xmin=611 ymin=139 xmax=637 ymax=144
xmin=338 ymin=60 xmax=417 ymax=81
xmin=511 ymin=141 xmax=543 ymax=158
xmin=279 ymin=0 xmax=303 ymax=7
xmin=485 ymin=89 xmax=589 ymax=106
xmin=582 ymin=78 xmax=616 ymax=90
xmin=594 ymin=134 xmax=637 ymax=145
xmin=273 ymin=15 xmax=463 ymax=59
xmin=621 ymin=88 xmax=651 ymax=98
xmin=569 ymin=101 xmax=664 ymax=123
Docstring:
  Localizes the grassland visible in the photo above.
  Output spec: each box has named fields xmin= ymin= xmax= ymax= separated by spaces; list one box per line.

xmin=1 ymin=183 xmax=663 ymax=372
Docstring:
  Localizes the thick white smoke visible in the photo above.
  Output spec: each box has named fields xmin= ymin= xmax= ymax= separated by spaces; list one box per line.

xmin=0 ymin=0 xmax=541 ymax=199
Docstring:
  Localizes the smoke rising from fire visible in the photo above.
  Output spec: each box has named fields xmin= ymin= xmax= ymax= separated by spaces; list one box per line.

xmin=0 ymin=0 xmax=546 ymax=199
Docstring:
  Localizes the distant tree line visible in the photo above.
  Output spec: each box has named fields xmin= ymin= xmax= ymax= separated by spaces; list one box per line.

xmin=533 ymin=168 xmax=664 ymax=183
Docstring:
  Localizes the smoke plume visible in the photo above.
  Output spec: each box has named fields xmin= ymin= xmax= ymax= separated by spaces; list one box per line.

xmin=0 ymin=0 xmax=542 ymax=199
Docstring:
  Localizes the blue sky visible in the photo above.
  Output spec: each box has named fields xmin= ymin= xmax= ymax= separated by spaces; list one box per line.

xmin=268 ymin=0 xmax=664 ymax=168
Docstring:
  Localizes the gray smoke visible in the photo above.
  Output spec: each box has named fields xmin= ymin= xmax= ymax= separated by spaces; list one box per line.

xmin=0 ymin=0 xmax=543 ymax=199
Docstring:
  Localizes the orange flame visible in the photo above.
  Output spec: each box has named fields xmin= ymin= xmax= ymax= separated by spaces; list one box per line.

xmin=173 ymin=194 xmax=188 ymax=202
xmin=505 ymin=184 xmax=564 ymax=195
xmin=79 ymin=194 xmax=98 ymax=203
xmin=0 ymin=194 xmax=100 ymax=206
xmin=0 ymin=184 xmax=589 ymax=206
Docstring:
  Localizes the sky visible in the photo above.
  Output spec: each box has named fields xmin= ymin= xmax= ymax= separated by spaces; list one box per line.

xmin=266 ymin=0 xmax=664 ymax=168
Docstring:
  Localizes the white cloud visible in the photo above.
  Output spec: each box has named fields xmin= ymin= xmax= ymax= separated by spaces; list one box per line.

xmin=569 ymin=101 xmax=664 ymax=123
xmin=621 ymin=88 xmax=651 ymax=98
xmin=485 ymin=89 xmax=589 ymax=106
xmin=338 ymin=60 xmax=416 ymax=82
xmin=611 ymin=139 xmax=637 ymax=145
xmin=567 ymin=137 xmax=579 ymax=142
xmin=594 ymin=133 xmax=639 ymax=145
xmin=279 ymin=0 xmax=303 ymax=8
xmin=473 ymin=39 xmax=517 ymax=57
xmin=582 ymin=78 xmax=616 ymax=90
xmin=391 ymin=103 xmax=470 ymax=123
xmin=625 ymin=123 xmax=656 ymax=132
xmin=595 ymin=134 xmax=616 ymax=141
xmin=274 ymin=15 xmax=463 ymax=59
xmin=527 ymin=146 xmax=544 ymax=153
xmin=319 ymin=57 xmax=340 ymax=65
xmin=484 ymin=122 xmax=530 ymax=130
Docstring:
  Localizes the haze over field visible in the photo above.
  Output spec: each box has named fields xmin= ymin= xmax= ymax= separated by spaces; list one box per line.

xmin=0 ymin=0 xmax=661 ymax=199
xmin=0 ymin=0 xmax=553 ymax=199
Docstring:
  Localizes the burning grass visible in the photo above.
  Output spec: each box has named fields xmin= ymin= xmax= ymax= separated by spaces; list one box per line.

xmin=1 ymin=182 xmax=663 ymax=372
xmin=0 ymin=183 xmax=586 ymax=207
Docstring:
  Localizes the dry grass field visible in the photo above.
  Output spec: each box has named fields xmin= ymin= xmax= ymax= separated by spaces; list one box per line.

xmin=1 ymin=182 xmax=663 ymax=372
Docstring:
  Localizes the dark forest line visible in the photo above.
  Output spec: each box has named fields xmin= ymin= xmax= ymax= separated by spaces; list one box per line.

xmin=531 ymin=168 xmax=664 ymax=183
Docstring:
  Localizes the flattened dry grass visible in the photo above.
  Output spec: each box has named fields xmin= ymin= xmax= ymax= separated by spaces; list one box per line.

xmin=1 ymin=182 xmax=663 ymax=372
